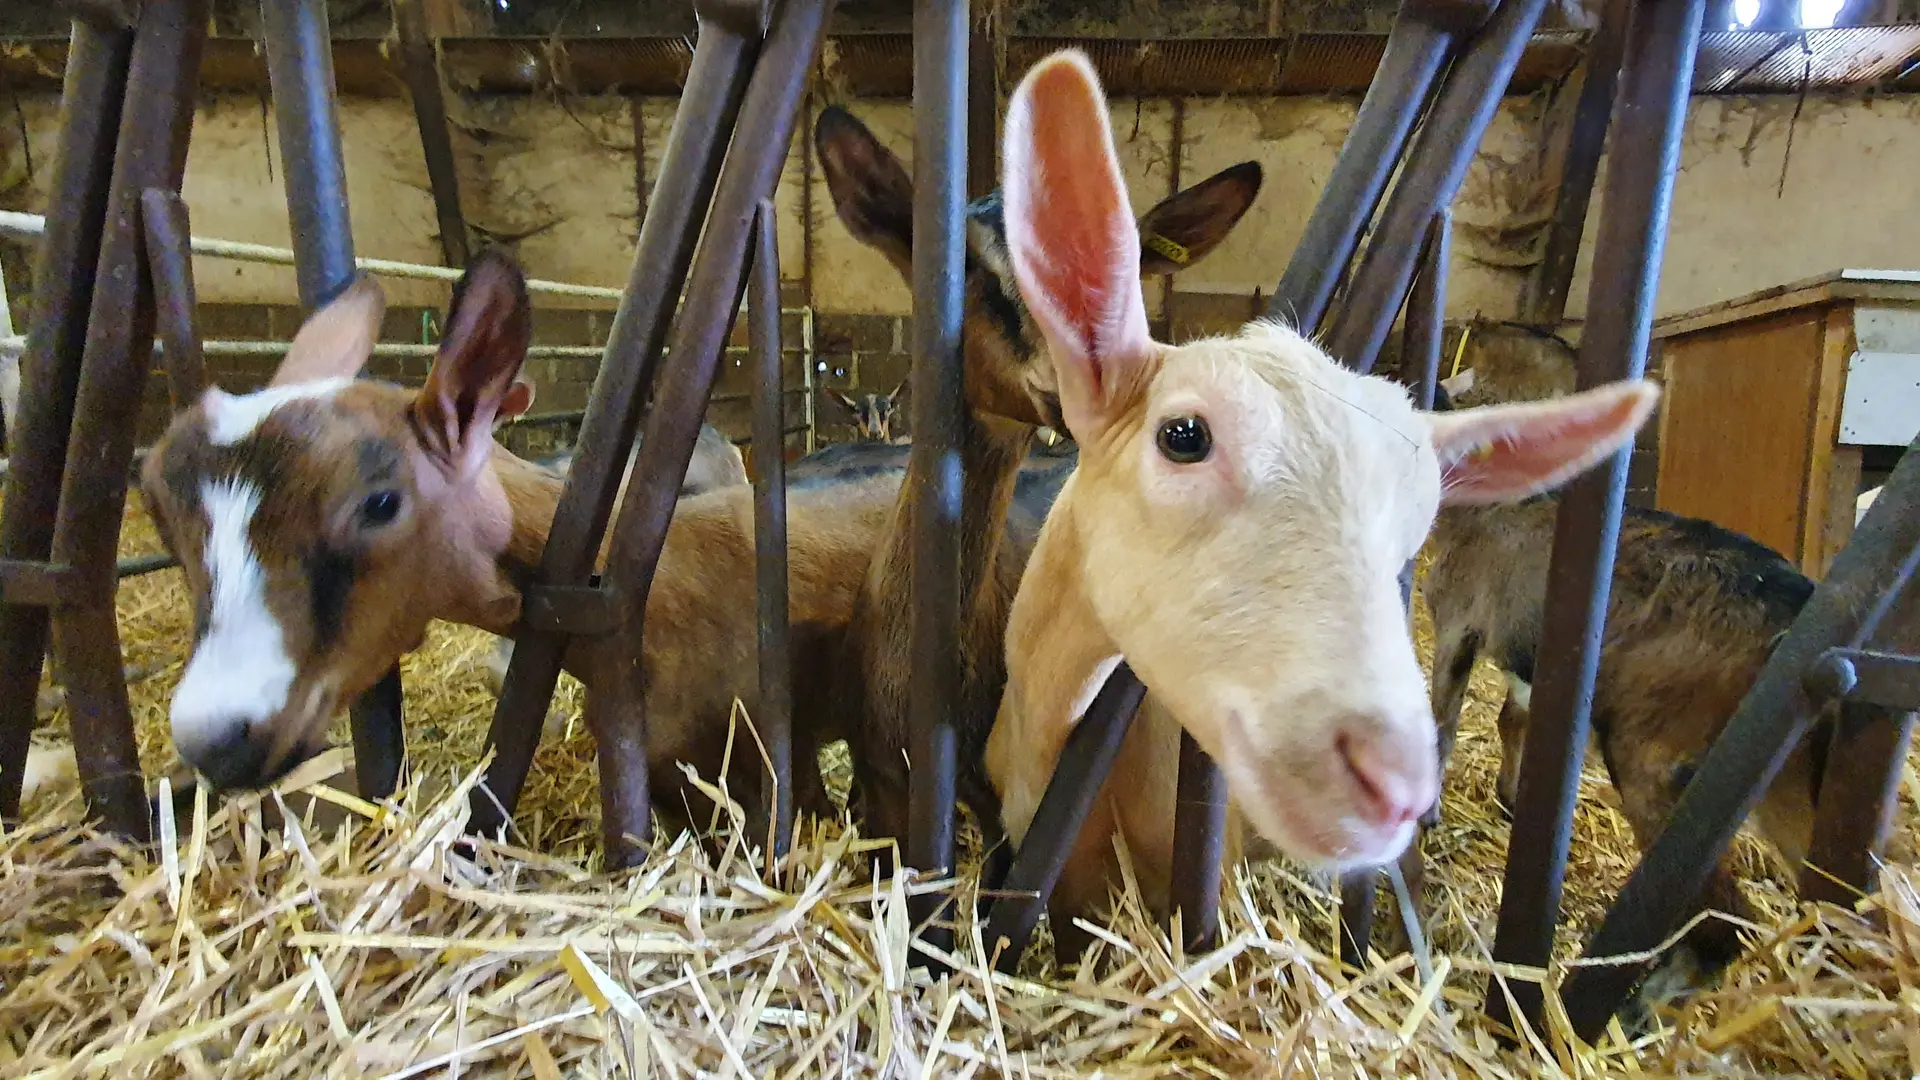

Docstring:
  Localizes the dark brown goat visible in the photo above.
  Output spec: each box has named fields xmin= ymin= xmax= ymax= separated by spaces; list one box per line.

xmin=1421 ymin=321 xmax=1830 ymax=996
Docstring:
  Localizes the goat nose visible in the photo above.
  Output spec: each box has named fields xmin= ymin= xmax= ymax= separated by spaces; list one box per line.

xmin=1335 ymin=717 xmax=1438 ymax=830
xmin=177 ymin=723 xmax=271 ymax=791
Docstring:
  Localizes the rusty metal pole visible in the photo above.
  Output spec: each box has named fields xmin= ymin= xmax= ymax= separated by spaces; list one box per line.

xmin=1265 ymin=0 xmax=1461 ymax=333
xmin=982 ymin=662 xmax=1147 ymax=971
xmin=1521 ymin=0 xmax=1631 ymax=327
xmin=906 ymin=0 xmax=969 ymax=962
xmin=393 ymin=0 xmax=471 ymax=269
xmin=594 ymin=0 xmax=832 ymax=867
xmin=1325 ymin=0 xmax=1550 ymax=373
xmin=260 ymin=0 xmax=409 ymax=801
xmin=48 ymin=0 xmax=207 ymax=840
xmin=1169 ymin=730 xmax=1231 ymax=951
xmin=1559 ymin=437 xmax=1920 ymax=1039
xmin=747 ymin=197 xmax=794 ymax=862
xmin=0 ymin=18 xmax=134 ymax=821
xmin=140 ymin=189 xmax=207 ymax=408
xmin=1339 ymin=209 xmax=1453 ymax=967
xmin=471 ymin=0 xmax=765 ymax=839
xmin=1490 ymin=0 xmax=1703 ymax=1038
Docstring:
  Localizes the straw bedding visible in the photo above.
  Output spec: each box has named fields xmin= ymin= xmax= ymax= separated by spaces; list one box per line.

xmin=5 ymin=501 xmax=1920 ymax=1078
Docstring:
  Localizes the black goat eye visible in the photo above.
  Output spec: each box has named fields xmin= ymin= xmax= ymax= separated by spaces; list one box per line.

xmin=360 ymin=490 xmax=402 ymax=526
xmin=1155 ymin=416 xmax=1212 ymax=464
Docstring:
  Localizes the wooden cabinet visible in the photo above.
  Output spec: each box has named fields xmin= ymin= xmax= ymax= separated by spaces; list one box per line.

xmin=1652 ymin=270 xmax=1920 ymax=580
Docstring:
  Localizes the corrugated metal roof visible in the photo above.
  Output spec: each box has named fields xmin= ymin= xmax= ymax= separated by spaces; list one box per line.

xmin=3 ymin=27 xmax=1918 ymax=99
xmin=1725 ymin=25 xmax=1920 ymax=92
xmin=1692 ymin=31 xmax=1792 ymax=93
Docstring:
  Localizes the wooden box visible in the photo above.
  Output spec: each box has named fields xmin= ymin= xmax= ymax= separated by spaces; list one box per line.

xmin=1652 ymin=270 xmax=1920 ymax=580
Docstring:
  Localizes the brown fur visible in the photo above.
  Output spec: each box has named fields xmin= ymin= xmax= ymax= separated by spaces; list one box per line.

xmin=1422 ymin=324 xmax=1827 ymax=981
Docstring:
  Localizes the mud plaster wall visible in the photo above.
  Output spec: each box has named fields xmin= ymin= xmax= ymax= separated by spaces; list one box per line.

xmin=3 ymin=90 xmax=1917 ymax=328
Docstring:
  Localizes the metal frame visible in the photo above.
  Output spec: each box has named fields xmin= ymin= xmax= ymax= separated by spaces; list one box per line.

xmin=6 ymin=0 xmax=1909 ymax=1047
xmin=0 ymin=0 xmax=204 ymax=833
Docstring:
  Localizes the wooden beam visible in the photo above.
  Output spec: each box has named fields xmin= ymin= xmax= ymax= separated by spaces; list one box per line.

xmin=393 ymin=0 xmax=471 ymax=269
xmin=965 ymin=3 xmax=999 ymax=202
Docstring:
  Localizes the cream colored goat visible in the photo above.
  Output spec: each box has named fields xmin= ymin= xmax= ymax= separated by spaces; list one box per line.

xmin=983 ymin=50 xmax=1661 ymax=948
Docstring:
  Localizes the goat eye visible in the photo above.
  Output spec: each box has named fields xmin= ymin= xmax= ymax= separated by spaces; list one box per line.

xmin=1155 ymin=416 xmax=1212 ymax=464
xmin=360 ymin=489 xmax=402 ymax=526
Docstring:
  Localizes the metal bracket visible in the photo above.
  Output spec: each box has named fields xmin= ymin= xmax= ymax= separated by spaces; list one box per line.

xmin=0 ymin=560 xmax=87 ymax=608
xmin=521 ymin=581 xmax=621 ymax=636
xmin=1807 ymin=647 xmax=1920 ymax=713
xmin=1407 ymin=0 xmax=1498 ymax=34
xmin=697 ymin=0 xmax=773 ymax=38
xmin=61 ymin=0 xmax=142 ymax=31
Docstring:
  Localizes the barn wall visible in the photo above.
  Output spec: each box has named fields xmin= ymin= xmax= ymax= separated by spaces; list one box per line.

xmin=3 ymin=88 xmax=1916 ymax=342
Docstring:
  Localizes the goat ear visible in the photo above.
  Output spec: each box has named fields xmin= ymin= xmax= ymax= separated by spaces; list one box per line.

xmin=271 ymin=275 xmax=385 ymax=386
xmin=414 ymin=249 xmax=533 ymax=478
xmin=1003 ymin=50 xmax=1155 ymax=443
xmin=493 ymin=376 xmax=536 ymax=430
xmin=824 ymin=388 xmax=859 ymax=415
xmin=1136 ymin=161 xmax=1263 ymax=276
xmin=815 ymin=105 xmax=914 ymax=274
xmin=1429 ymin=380 xmax=1659 ymax=506
xmin=887 ymin=378 xmax=910 ymax=406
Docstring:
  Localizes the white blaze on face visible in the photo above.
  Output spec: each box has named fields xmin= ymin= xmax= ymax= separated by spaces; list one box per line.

xmin=204 ymin=378 xmax=351 ymax=446
xmin=169 ymin=478 xmax=298 ymax=757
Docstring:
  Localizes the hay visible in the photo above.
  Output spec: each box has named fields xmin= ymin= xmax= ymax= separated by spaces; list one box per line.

xmin=5 ymin=502 xmax=1920 ymax=1077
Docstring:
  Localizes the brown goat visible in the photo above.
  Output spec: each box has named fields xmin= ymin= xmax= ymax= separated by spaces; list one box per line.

xmin=478 ymin=423 xmax=748 ymax=700
xmin=825 ymin=381 xmax=911 ymax=444
xmin=1422 ymin=320 xmax=1831 ymax=997
xmin=810 ymin=104 xmax=1265 ymax=864
xmin=137 ymin=251 xmax=908 ymax=852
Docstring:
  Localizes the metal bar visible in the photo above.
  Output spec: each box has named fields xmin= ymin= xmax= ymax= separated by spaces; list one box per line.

xmin=1264 ymin=0 xmax=1456 ymax=333
xmin=1819 ymin=647 xmax=1920 ymax=712
xmin=0 ymin=561 xmax=85 ymax=609
xmin=0 ymin=18 xmax=133 ymax=821
xmin=1491 ymin=0 xmax=1704 ymax=1038
xmin=748 ymin=197 xmax=794 ymax=862
xmin=139 ymin=188 xmax=206 ymax=408
xmin=580 ymin=0 xmax=828 ymax=868
xmin=1409 ymin=210 xmax=1450 ymax=409
xmin=393 ymin=0 xmax=471 ymax=269
xmin=261 ymin=0 xmax=404 ymax=802
xmin=907 ymin=0 xmax=969 ymax=962
xmin=1521 ymin=0 xmax=1630 ymax=327
xmin=0 ymin=209 xmax=627 ymax=301
xmin=471 ymin=0 xmax=764 ymax=842
xmin=1326 ymin=0 xmax=1551 ymax=373
xmin=965 ymin=6 xmax=997 ymax=203
xmin=116 ymin=551 xmax=175 ymax=577
xmin=260 ymin=0 xmax=354 ymax=311
xmin=1799 ymin=700 xmax=1915 ymax=906
xmin=983 ymin=661 xmax=1147 ymax=972
xmin=49 ymin=0 xmax=206 ymax=842
xmin=1340 ymin=210 xmax=1453 ymax=968
xmin=1169 ymin=730 xmax=1231 ymax=952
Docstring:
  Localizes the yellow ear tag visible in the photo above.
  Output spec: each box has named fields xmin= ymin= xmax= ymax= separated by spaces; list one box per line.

xmin=1144 ymin=234 xmax=1190 ymax=265
xmin=1467 ymin=443 xmax=1495 ymax=463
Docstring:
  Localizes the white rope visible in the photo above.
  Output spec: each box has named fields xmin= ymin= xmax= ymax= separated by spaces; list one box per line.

xmin=0 ymin=209 xmax=626 ymax=301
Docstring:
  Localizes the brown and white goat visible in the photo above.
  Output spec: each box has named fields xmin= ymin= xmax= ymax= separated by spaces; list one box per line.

xmin=137 ymin=252 xmax=902 ymax=850
xmin=982 ymin=51 xmax=1660 ymax=952
xmin=825 ymin=381 xmax=911 ymax=444
xmin=811 ymin=104 xmax=1265 ymax=859
xmin=1423 ymin=322 xmax=1830 ymax=988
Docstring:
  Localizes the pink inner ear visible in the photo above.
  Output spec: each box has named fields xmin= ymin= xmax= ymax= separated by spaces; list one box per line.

xmin=1016 ymin=61 xmax=1139 ymax=373
xmin=1436 ymin=383 xmax=1658 ymax=505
